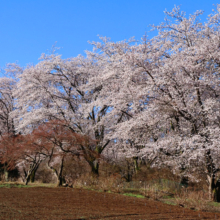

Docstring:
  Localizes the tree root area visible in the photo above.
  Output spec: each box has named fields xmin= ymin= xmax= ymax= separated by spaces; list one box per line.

xmin=0 ymin=187 xmax=219 ymax=219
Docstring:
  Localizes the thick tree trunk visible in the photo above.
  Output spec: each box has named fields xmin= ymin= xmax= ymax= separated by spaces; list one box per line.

xmin=214 ymin=184 xmax=220 ymax=202
xmin=207 ymin=175 xmax=220 ymax=202
xmin=30 ymin=170 xmax=36 ymax=183
xmin=81 ymin=139 xmax=110 ymax=178
xmin=30 ymin=165 xmax=39 ymax=183
xmin=205 ymin=149 xmax=220 ymax=202
xmin=56 ymin=175 xmax=66 ymax=187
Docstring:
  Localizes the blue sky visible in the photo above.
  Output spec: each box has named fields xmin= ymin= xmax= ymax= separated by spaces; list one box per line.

xmin=1 ymin=0 xmax=219 ymax=71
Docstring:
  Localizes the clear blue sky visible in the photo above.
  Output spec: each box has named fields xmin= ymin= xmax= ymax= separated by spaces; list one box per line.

xmin=1 ymin=0 xmax=219 ymax=70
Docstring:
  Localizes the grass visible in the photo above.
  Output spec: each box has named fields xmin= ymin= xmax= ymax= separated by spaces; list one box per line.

xmin=162 ymin=195 xmax=174 ymax=199
xmin=122 ymin=193 xmax=145 ymax=198
xmin=27 ymin=182 xmax=56 ymax=187
xmin=123 ymin=188 xmax=140 ymax=193
xmin=208 ymin=202 xmax=220 ymax=207
xmin=163 ymin=200 xmax=176 ymax=206
xmin=3 ymin=179 xmax=220 ymax=213
xmin=0 ymin=183 xmax=30 ymax=188
xmin=0 ymin=181 xmax=56 ymax=188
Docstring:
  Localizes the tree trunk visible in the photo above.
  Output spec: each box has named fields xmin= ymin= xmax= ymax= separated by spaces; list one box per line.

xmin=123 ymin=159 xmax=133 ymax=182
xmin=214 ymin=183 xmax=220 ymax=202
xmin=210 ymin=185 xmax=220 ymax=202
xmin=126 ymin=171 xmax=132 ymax=182
xmin=133 ymin=156 xmax=139 ymax=173
xmin=207 ymin=175 xmax=214 ymax=201
xmin=4 ymin=169 xmax=8 ymax=182
xmin=205 ymin=150 xmax=220 ymax=202
xmin=55 ymin=156 xmax=65 ymax=187
xmin=30 ymin=167 xmax=38 ymax=183
xmin=89 ymin=160 xmax=99 ymax=176
xmin=126 ymin=160 xmax=132 ymax=182
xmin=56 ymin=176 xmax=63 ymax=187
xmin=56 ymin=172 xmax=64 ymax=187
xmin=25 ymin=173 xmax=31 ymax=185
xmin=24 ymin=162 xmax=41 ymax=185
xmin=207 ymin=175 xmax=220 ymax=202
xmin=30 ymin=170 xmax=35 ymax=183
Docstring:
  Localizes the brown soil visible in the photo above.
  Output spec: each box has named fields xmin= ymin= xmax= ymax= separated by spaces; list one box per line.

xmin=0 ymin=187 xmax=219 ymax=219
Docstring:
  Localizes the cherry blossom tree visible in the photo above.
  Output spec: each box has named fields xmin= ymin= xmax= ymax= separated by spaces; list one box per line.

xmin=0 ymin=77 xmax=16 ymax=135
xmin=7 ymin=4 xmax=220 ymax=201
xmin=137 ymin=5 xmax=220 ymax=201
xmin=80 ymin=6 xmax=220 ymax=201
xmin=0 ymin=76 xmax=18 ymax=181
xmin=12 ymin=54 xmax=110 ymax=175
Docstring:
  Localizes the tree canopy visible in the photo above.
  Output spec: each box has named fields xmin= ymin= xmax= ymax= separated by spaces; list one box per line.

xmin=2 ymin=5 xmax=220 ymax=200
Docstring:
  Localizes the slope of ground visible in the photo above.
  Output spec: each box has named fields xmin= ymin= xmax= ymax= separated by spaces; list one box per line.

xmin=0 ymin=187 xmax=219 ymax=219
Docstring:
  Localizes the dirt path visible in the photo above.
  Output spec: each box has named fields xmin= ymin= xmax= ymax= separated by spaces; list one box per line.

xmin=0 ymin=187 xmax=219 ymax=219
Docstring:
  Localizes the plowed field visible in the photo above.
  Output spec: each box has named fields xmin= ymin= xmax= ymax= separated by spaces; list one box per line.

xmin=0 ymin=187 xmax=219 ymax=219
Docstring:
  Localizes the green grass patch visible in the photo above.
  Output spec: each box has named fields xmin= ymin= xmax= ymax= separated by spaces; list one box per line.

xmin=0 ymin=183 xmax=30 ymax=188
xmin=163 ymin=200 xmax=177 ymax=206
xmin=162 ymin=195 xmax=174 ymax=199
xmin=123 ymin=188 xmax=140 ymax=192
xmin=208 ymin=202 xmax=220 ymax=207
xmin=123 ymin=193 xmax=145 ymax=198
xmin=0 ymin=182 xmax=56 ymax=188
xmin=27 ymin=182 xmax=56 ymax=188
xmin=0 ymin=183 xmax=11 ymax=188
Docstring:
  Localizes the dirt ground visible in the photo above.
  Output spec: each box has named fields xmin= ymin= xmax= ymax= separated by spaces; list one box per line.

xmin=0 ymin=187 xmax=219 ymax=220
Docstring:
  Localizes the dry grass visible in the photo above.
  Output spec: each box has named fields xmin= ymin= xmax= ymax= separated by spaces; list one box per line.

xmin=174 ymin=189 xmax=209 ymax=211
xmin=71 ymin=174 xmax=219 ymax=213
xmin=72 ymin=174 xmax=125 ymax=193
xmin=3 ymin=174 xmax=220 ymax=214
